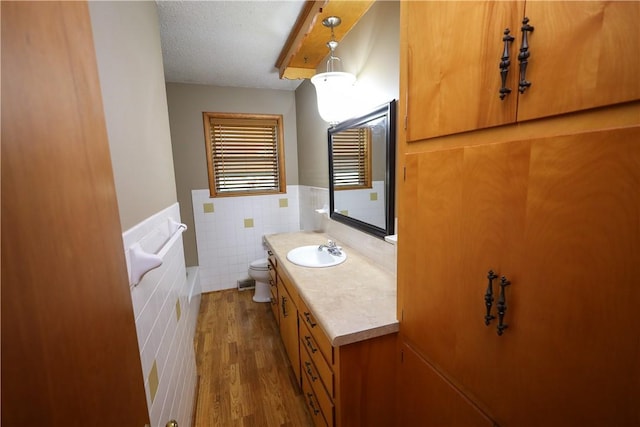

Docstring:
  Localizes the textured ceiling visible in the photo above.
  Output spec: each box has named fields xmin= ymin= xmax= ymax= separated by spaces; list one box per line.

xmin=156 ymin=0 xmax=306 ymax=91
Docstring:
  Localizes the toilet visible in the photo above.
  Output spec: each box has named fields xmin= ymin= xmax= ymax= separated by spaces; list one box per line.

xmin=248 ymin=258 xmax=271 ymax=303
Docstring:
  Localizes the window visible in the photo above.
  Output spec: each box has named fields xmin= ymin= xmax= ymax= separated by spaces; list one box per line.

xmin=203 ymin=113 xmax=286 ymax=197
xmin=331 ymin=127 xmax=372 ymax=190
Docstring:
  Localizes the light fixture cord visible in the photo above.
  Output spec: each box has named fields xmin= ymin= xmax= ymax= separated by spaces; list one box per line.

xmin=326 ymin=23 xmax=342 ymax=73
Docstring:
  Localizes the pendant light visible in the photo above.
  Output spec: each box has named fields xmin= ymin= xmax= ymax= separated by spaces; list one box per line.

xmin=311 ymin=16 xmax=356 ymax=126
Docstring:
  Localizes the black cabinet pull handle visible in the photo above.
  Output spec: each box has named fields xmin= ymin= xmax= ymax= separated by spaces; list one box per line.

xmin=499 ymin=29 xmax=515 ymax=100
xmin=304 ymin=311 xmax=317 ymax=328
xmin=484 ymin=270 xmax=498 ymax=325
xmin=497 ymin=276 xmax=511 ymax=335
xmin=304 ymin=335 xmax=318 ymax=353
xmin=304 ymin=361 xmax=318 ymax=382
xmin=518 ymin=17 xmax=534 ymax=93
xmin=307 ymin=393 xmax=320 ymax=415
xmin=281 ymin=296 xmax=288 ymax=317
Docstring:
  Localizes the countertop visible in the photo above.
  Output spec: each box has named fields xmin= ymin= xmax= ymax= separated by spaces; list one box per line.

xmin=264 ymin=231 xmax=399 ymax=347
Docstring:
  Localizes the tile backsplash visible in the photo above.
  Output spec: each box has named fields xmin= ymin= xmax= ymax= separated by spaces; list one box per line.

xmin=192 ymin=188 xmax=301 ymax=293
xmin=193 ymin=185 xmax=396 ymax=293
xmin=123 ymin=203 xmax=199 ymax=427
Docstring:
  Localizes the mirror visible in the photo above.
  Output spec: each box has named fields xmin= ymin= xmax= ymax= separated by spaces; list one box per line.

xmin=328 ymin=100 xmax=396 ymax=239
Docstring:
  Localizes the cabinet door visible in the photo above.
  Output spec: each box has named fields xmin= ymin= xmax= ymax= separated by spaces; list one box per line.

xmin=400 ymin=147 xmax=465 ymax=363
xmin=400 ymin=141 xmax=529 ymax=420
xmin=279 ymin=274 xmax=301 ymax=384
xmin=400 ymin=126 xmax=640 ymax=425
xmin=501 ymin=126 xmax=640 ymax=425
xmin=398 ymin=342 xmax=495 ymax=427
xmin=403 ymin=1 xmax=524 ymax=141
xmin=518 ymin=1 xmax=640 ymax=121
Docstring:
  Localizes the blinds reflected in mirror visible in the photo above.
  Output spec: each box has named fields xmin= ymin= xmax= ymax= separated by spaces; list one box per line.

xmin=331 ymin=127 xmax=372 ymax=189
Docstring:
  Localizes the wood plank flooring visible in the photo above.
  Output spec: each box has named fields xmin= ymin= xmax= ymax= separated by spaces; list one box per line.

xmin=193 ymin=289 xmax=314 ymax=427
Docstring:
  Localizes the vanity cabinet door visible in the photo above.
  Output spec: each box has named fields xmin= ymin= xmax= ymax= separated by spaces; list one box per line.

xmin=278 ymin=268 xmax=301 ymax=384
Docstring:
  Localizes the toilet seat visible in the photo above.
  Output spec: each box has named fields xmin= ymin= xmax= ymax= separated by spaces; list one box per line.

xmin=249 ymin=258 xmax=268 ymax=271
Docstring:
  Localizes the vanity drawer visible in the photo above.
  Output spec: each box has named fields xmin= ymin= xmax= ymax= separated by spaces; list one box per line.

xmin=301 ymin=334 xmax=335 ymax=400
xmin=298 ymin=298 xmax=334 ymax=366
xmin=302 ymin=367 xmax=332 ymax=427
xmin=300 ymin=319 xmax=334 ymax=398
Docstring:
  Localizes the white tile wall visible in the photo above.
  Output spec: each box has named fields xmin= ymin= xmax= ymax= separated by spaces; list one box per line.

xmin=192 ymin=185 xmax=396 ymax=293
xmin=333 ymin=181 xmax=386 ymax=228
xmin=123 ymin=203 xmax=199 ymax=427
xmin=192 ymin=187 xmax=301 ymax=293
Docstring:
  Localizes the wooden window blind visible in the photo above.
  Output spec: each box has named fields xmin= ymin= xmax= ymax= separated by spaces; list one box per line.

xmin=203 ymin=113 xmax=286 ymax=197
xmin=332 ymin=127 xmax=372 ymax=190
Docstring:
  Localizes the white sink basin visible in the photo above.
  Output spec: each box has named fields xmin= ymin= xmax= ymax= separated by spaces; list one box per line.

xmin=286 ymin=245 xmax=347 ymax=268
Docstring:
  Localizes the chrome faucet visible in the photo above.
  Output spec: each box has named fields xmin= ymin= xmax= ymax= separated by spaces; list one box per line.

xmin=318 ymin=240 xmax=342 ymax=256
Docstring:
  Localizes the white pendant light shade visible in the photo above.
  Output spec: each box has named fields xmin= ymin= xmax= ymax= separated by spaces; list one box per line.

xmin=311 ymin=71 xmax=356 ymax=125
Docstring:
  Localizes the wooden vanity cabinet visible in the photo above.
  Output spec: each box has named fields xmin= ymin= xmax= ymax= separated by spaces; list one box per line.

xmin=264 ymin=242 xmax=397 ymax=426
xmin=298 ymin=296 xmax=398 ymax=427
xmin=298 ymin=297 xmax=335 ymax=427
xmin=403 ymin=1 xmax=640 ymax=141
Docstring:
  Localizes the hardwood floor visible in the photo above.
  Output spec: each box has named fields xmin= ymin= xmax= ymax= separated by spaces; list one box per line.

xmin=193 ymin=289 xmax=314 ymax=427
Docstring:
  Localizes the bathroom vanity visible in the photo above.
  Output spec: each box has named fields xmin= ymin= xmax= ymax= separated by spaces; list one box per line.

xmin=264 ymin=232 xmax=398 ymax=427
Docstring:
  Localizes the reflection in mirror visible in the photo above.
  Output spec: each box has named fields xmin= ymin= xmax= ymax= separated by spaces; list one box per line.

xmin=328 ymin=100 xmax=396 ymax=239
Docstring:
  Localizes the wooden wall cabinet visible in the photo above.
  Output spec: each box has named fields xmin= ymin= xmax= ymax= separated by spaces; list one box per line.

xmin=399 ymin=1 xmax=640 ymax=425
xmin=403 ymin=0 xmax=640 ymax=141
xmin=398 ymin=342 xmax=495 ymax=427
xmin=400 ymin=127 xmax=640 ymax=426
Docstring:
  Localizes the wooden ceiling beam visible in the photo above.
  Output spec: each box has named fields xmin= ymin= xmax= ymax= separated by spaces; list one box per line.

xmin=276 ymin=0 xmax=375 ymax=81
